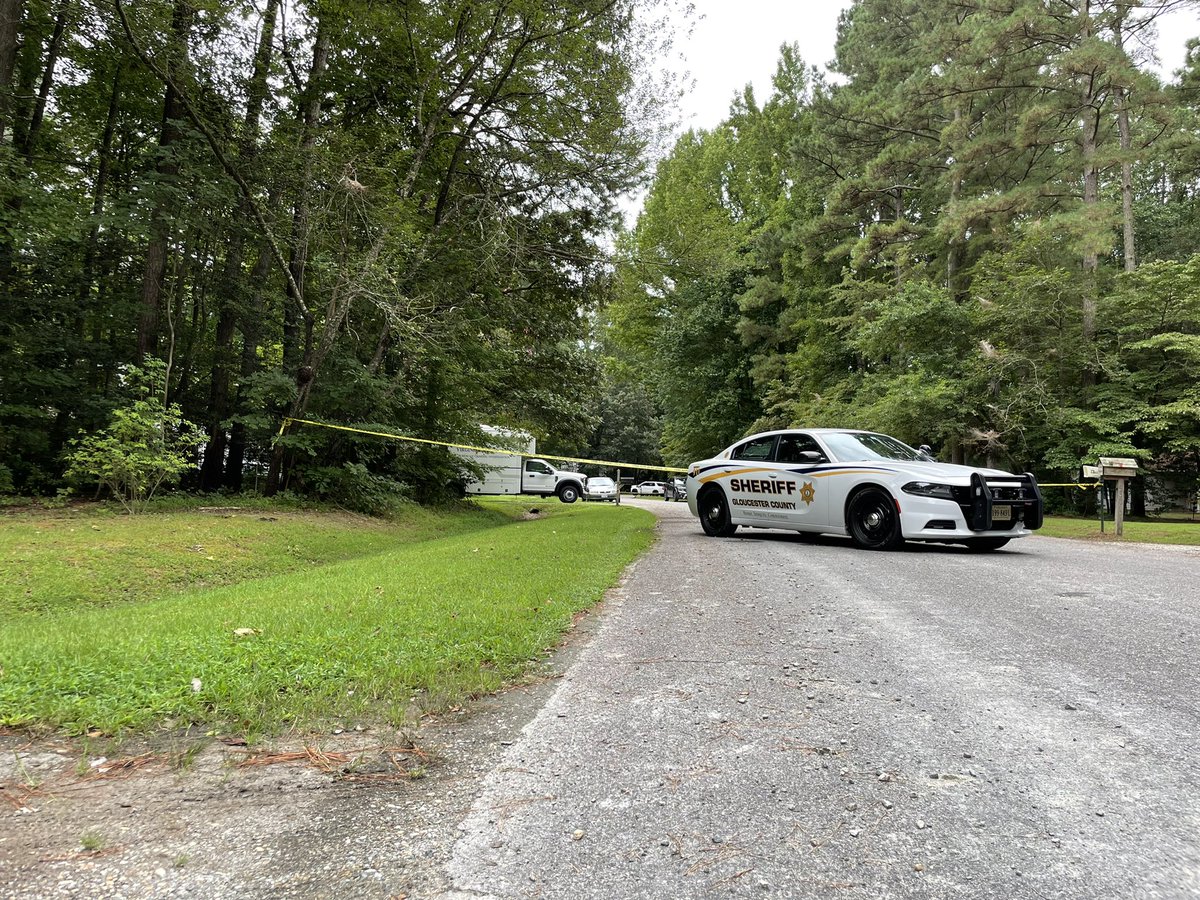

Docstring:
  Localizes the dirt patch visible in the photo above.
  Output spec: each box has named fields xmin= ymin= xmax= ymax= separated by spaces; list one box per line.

xmin=2 ymin=712 xmax=498 ymax=898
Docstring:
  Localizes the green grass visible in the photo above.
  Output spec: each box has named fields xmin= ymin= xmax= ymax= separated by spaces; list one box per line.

xmin=0 ymin=499 xmax=514 ymax=616
xmin=0 ymin=499 xmax=655 ymax=737
xmin=79 ymin=830 xmax=106 ymax=852
xmin=1039 ymin=515 xmax=1200 ymax=544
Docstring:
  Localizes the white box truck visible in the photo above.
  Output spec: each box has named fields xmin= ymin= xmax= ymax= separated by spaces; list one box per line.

xmin=454 ymin=427 xmax=587 ymax=503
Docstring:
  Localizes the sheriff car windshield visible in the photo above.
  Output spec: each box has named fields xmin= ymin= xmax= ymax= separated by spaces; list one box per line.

xmin=822 ymin=431 xmax=926 ymax=462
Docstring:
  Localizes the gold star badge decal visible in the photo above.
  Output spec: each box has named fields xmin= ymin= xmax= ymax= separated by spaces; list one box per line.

xmin=800 ymin=481 xmax=816 ymax=506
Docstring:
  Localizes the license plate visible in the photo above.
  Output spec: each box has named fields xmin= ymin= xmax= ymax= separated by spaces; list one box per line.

xmin=991 ymin=505 xmax=1012 ymax=522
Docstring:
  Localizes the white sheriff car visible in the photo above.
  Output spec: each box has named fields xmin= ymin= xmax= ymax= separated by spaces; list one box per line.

xmin=684 ymin=429 xmax=1044 ymax=551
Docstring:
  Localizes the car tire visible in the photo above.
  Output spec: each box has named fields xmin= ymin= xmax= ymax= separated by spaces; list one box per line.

xmin=699 ymin=487 xmax=738 ymax=537
xmin=964 ymin=537 xmax=1010 ymax=552
xmin=846 ymin=487 xmax=904 ymax=550
xmin=558 ymin=484 xmax=580 ymax=504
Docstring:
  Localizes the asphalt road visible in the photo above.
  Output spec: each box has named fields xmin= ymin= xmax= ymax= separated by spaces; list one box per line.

xmin=444 ymin=499 xmax=1200 ymax=899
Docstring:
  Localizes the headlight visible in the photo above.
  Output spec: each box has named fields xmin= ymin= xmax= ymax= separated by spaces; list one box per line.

xmin=902 ymin=481 xmax=956 ymax=499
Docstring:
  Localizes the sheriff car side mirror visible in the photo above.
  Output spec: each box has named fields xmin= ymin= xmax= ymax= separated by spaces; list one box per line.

xmin=919 ymin=444 xmax=935 ymax=460
xmin=798 ymin=450 xmax=824 ymax=462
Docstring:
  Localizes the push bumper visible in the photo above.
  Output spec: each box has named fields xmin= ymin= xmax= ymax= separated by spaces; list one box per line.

xmin=965 ymin=472 xmax=1043 ymax=531
xmin=899 ymin=472 xmax=1044 ymax=540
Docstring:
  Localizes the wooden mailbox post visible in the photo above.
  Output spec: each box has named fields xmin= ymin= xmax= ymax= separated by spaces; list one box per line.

xmin=1098 ymin=457 xmax=1139 ymax=536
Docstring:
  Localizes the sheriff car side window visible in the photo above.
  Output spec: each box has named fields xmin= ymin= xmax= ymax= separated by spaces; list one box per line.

xmin=732 ymin=436 xmax=777 ymax=461
xmin=525 ymin=461 xmax=552 ymax=475
xmin=776 ymin=433 xmax=827 ymax=464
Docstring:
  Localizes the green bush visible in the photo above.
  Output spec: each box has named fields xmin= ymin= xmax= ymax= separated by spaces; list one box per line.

xmin=302 ymin=462 xmax=411 ymax=515
xmin=63 ymin=361 xmax=203 ymax=514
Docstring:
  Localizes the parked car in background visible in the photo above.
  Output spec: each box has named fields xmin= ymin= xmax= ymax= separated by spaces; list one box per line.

xmin=584 ymin=476 xmax=618 ymax=502
xmin=664 ymin=478 xmax=688 ymax=502
xmin=631 ymin=481 xmax=666 ymax=496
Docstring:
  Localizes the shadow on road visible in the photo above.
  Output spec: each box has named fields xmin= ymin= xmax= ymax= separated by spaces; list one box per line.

xmin=714 ymin=528 xmax=1034 ymax=555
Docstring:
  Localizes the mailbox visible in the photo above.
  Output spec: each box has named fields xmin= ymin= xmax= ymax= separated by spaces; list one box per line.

xmin=1090 ymin=458 xmax=1139 ymax=537
xmin=1098 ymin=457 xmax=1138 ymax=479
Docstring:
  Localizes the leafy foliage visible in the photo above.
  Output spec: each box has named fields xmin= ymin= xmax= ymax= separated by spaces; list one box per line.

xmin=0 ymin=0 xmax=686 ymax=499
xmin=63 ymin=361 xmax=203 ymax=513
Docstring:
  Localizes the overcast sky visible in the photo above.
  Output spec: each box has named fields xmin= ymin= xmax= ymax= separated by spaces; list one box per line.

xmin=672 ymin=1 xmax=1200 ymax=133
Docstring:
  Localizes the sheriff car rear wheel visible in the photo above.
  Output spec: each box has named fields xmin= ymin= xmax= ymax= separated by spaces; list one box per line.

xmin=847 ymin=487 xmax=903 ymax=550
xmin=699 ymin=487 xmax=738 ymax=537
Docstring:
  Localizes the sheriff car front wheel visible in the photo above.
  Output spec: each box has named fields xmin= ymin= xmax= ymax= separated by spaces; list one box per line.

xmin=699 ymin=487 xmax=738 ymax=538
xmin=847 ymin=487 xmax=903 ymax=550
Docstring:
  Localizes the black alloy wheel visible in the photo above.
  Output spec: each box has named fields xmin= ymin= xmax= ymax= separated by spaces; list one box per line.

xmin=558 ymin=484 xmax=580 ymax=504
xmin=847 ymin=487 xmax=904 ymax=550
xmin=699 ymin=487 xmax=738 ymax=537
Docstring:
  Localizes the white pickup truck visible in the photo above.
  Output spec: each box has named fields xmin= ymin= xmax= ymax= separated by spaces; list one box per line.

xmin=453 ymin=428 xmax=588 ymax=503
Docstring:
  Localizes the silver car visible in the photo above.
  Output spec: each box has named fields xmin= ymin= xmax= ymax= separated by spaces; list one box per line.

xmin=584 ymin=476 xmax=618 ymax=502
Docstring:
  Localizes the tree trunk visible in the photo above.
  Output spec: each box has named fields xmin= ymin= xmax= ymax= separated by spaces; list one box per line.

xmin=202 ymin=0 xmax=278 ymax=491
xmin=225 ymin=241 xmax=273 ymax=491
xmin=281 ymin=16 xmax=329 ymax=378
xmin=946 ymin=105 xmax=964 ymax=299
xmin=1116 ymin=93 xmax=1135 ymax=271
xmin=1079 ymin=1 xmax=1099 ymax=390
xmin=1081 ymin=116 xmax=1099 ymax=340
xmin=16 ymin=3 xmax=64 ymax=160
xmin=267 ymin=14 xmax=330 ymax=496
xmin=0 ymin=0 xmax=22 ymax=142
xmin=892 ymin=190 xmax=904 ymax=289
xmin=0 ymin=0 xmax=22 ymax=144
xmin=0 ymin=0 xmax=19 ymax=329
xmin=136 ymin=0 xmax=192 ymax=362
xmin=164 ymin=226 xmax=199 ymax=405
xmin=79 ymin=67 xmax=121 ymax=313
xmin=1113 ymin=8 xmax=1136 ymax=272
xmin=198 ymin=304 xmax=236 ymax=490
xmin=53 ymin=59 xmax=120 ymax=461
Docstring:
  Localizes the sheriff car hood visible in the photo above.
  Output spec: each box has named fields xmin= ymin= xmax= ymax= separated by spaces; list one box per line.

xmin=872 ymin=461 xmax=1019 ymax=482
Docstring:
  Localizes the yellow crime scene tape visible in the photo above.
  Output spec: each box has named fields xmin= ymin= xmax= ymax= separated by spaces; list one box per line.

xmin=277 ymin=419 xmax=1101 ymax=486
xmin=277 ymin=417 xmax=689 ymax=475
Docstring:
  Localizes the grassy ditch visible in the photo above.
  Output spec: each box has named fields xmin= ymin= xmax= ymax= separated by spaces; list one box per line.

xmin=0 ymin=499 xmax=517 ymax=616
xmin=0 ymin=498 xmax=655 ymax=737
xmin=1038 ymin=515 xmax=1200 ymax=544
